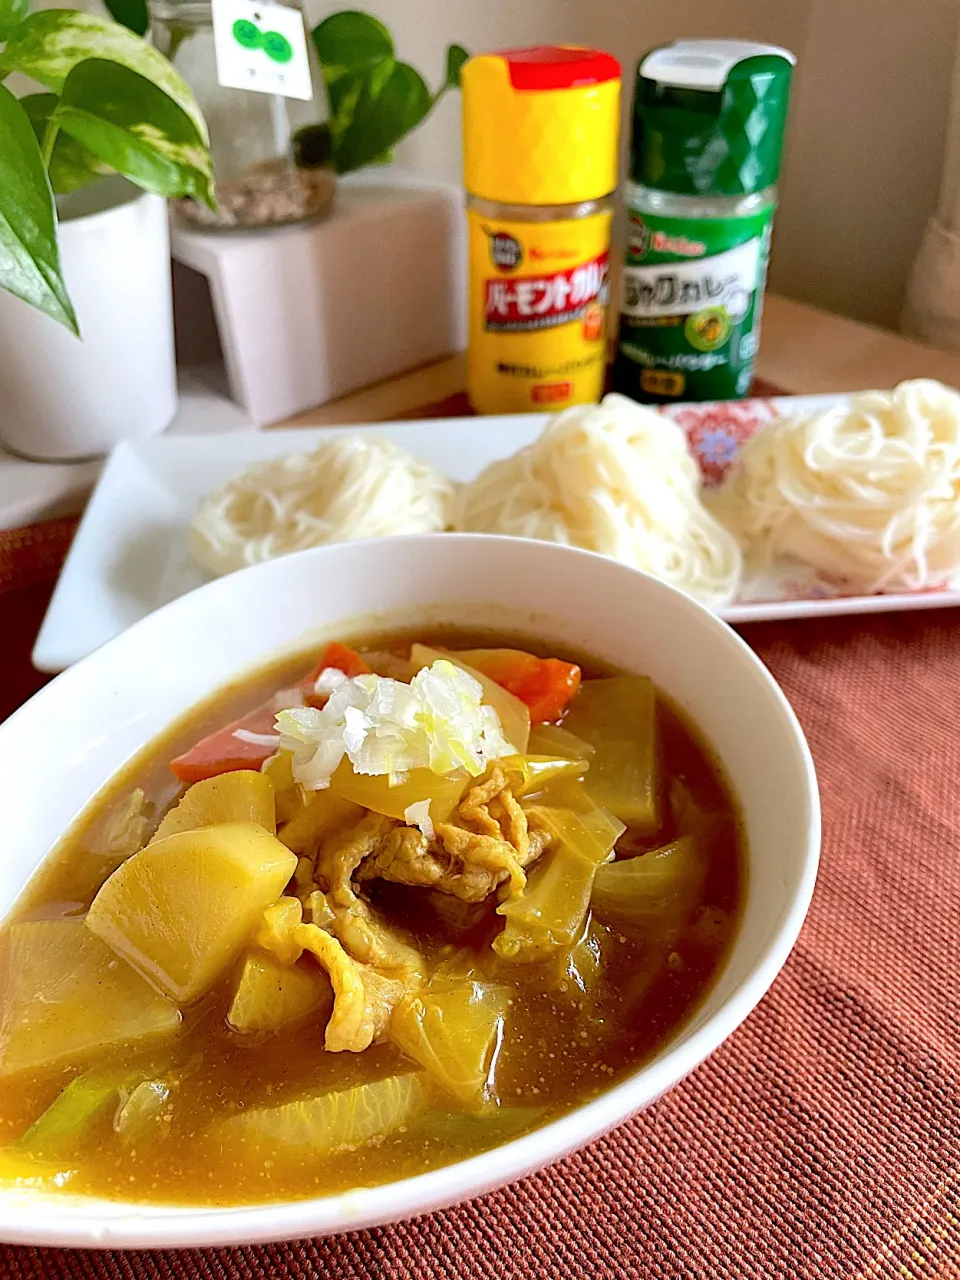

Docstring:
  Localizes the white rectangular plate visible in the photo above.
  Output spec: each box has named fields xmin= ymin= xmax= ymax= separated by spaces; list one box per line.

xmin=33 ymin=395 xmax=960 ymax=672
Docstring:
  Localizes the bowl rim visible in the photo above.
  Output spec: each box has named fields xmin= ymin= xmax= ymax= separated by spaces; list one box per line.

xmin=0 ymin=534 xmax=821 ymax=1249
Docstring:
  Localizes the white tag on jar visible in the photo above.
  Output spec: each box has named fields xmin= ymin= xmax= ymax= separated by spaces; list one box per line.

xmin=212 ymin=0 xmax=314 ymax=101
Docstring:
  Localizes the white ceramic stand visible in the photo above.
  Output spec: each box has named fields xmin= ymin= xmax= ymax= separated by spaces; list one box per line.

xmin=170 ymin=174 xmax=468 ymax=423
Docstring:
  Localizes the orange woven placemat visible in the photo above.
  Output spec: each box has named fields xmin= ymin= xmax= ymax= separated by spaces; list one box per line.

xmin=0 ymin=517 xmax=78 ymax=596
xmin=0 ymin=518 xmax=78 ymax=721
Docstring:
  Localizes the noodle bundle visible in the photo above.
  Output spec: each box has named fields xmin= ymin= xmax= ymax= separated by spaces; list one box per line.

xmin=191 ymin=436 xmax=455 ymax=576
xmin=454 ymin=394 xmax=742 ymax=607
xmin=712 ymin=379 xmax=960 ymax=592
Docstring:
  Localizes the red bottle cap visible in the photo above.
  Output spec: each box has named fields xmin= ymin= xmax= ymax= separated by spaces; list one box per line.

xmin=496 ymin=45 xmax=621 ymax=92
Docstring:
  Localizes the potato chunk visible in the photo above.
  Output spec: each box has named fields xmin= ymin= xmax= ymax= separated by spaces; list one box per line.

xmin=0 ymin=919 xmax=179 ymax=1079
xmin=227 ymin=951 xmax=333 ymax=1033
xmin=86 ymin=822 xmax=297 ymax=1003
xmin=153 ymin=771 xmax=276 ymax=842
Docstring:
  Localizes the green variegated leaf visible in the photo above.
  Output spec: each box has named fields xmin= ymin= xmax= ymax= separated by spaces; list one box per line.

xmin=102 ymin=0 xmax=148 ymax=37
xmin=325 ymin=74 xmax=362 ymax=138
xmin=332 ymin=60 xmax=431 ymax=174
xmin=312 ymin=10 xmax=393 ymax=77
xmin=51 ymin=59 xmax=215 ymax=207
xmin=0 ymin=0 xmax=30 ymax=42
xmin=0 ymin=10 xmax=209 ymax=143
xmin=311 ymin=13 xmax=466 ymax=175
xmin=0 ymin=84 xmax=76 ymax=332
xmin=443 ymin=43 xmax=469 ymax=91
xmin=313 ymin=9 xmax=394 ymax=133
xmin=19 ymin=92 xmax=110 ymax=195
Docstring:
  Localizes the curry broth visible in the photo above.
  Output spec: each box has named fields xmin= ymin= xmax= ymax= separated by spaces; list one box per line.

xmin=0 ymin=630 xmax=744 ymax=1206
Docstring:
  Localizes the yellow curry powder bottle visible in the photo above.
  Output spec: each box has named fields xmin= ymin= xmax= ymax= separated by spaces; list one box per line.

xmin=461 ymin=46 xmax=621 ymax=415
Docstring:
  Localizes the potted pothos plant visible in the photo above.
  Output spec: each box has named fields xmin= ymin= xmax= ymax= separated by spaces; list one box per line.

xmin=0 ymin=3 xmax=212 ymax=460
xmin=120 ymin=5 xmax=467 ymax=229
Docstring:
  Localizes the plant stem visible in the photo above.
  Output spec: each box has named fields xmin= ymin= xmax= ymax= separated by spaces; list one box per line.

xmin=165 ymin=24 xmax=191 ymax=63
xmin=41 ymin=119 xmax=59 ymax=168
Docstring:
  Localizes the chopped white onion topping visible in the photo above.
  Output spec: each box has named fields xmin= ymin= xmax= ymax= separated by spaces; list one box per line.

xmin=233 ymin=729 xmax=282 ymax=748
xmin=404 ymin=800 xmax=435 ymax=841
xmin=313 ymin=667 xmax=348 ymax=695
xmin=275 ymin=659 xmax=515 ymax=791
xmin=273 ymin=687 xmax=305 ymax=711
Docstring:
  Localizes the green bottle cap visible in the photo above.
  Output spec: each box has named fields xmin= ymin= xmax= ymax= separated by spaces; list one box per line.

xmin=630 ymin=40 xmax=795 ymax=197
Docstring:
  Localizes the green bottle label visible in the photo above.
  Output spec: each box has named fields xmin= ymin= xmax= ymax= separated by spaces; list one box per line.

xmin=613 ymin=205 xmax=774 ymax=402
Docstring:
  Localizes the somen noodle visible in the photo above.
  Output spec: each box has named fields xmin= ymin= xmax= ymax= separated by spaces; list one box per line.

xmin=190 ymin=436 xmax=455 ymax=576
xmin=455 ymin=394 xmax=742 ymax=608
xmin=711 ymin=379 xmax=960 ymax=592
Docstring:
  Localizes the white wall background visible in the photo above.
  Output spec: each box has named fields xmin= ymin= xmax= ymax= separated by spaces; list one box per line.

xmin=32 ymin=0 xmax=959 ymax=330
xmin=307 ymin=0 xmax=960 ymax=331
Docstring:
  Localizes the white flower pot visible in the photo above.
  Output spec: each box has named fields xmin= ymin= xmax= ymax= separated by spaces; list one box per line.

xmin=0 ymin=177 xmax=178 ymax=462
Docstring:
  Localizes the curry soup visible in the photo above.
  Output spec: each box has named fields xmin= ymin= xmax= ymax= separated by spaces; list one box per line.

xmin=0 ymin=630 xmax=744 ymax=1206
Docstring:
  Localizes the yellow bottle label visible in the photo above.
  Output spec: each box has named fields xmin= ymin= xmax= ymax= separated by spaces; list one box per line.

xmin=466 ymin=208 xmax=613 ymax=415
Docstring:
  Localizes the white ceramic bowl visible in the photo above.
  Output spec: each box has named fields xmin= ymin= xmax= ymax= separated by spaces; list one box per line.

xmin=0 ymin=535 xmax=820 ymax=1248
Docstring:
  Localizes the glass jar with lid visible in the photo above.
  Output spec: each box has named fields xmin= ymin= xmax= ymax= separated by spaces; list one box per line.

xmin=152 ymin=0 xmax=335 ymax=231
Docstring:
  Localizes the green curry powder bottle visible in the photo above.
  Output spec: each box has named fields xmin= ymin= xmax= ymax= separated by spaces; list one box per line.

xmin=613 ymin=40 xmax=794 ymax=404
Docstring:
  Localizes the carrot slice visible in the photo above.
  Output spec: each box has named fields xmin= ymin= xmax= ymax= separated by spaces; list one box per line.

xmin=453 ymin=649 xmax=581 ymax=724
xmin=306 ymin=643 xmax=372 ymax=681
xmin=171 ymin=644 xmax=371 ymax=781
xmin=516 ymin=658 xmax=582 ymax=724
xmin=301 ymin=643 xmax=372 ymax=708
xmin=170 ymin=702 xmax=280 ymax=784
